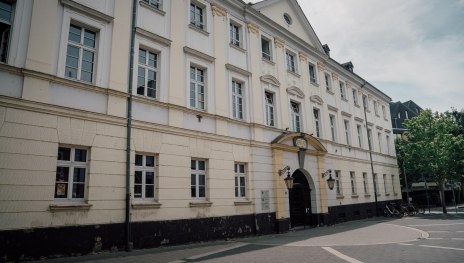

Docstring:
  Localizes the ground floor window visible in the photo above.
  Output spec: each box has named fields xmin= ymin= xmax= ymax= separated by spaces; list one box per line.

xmin=55 ymin=146 xmax=88 ymax=201
xmin=134 ymin=154 xmax=156 ymax=199
xmin=191 ymin=159 xmax=206 ymax=198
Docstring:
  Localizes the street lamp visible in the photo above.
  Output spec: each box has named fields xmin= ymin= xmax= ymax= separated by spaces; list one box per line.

xmin=279 ymin=166 xmax=294 ymax=228
xmin=284 ymin=170 xmax=294 ymax=190
xmin=322 ymin=169 xmax=335 ymax=190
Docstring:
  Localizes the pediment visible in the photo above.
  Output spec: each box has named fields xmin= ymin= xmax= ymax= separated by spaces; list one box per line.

xmin=310 ymin=95 xmax=324 ymax=105
xmin=260 ymin=74 xmax=280 ymax=87
xmin=251 ymin=0 xmax=324 ymax=53
xmin=287 ymin=86 xmax=305 ymax=99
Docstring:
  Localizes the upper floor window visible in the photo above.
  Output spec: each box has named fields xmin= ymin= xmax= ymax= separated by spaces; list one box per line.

xmin=0 ymin=0 xmax=14 ymax=63
xmin=190 ymin=66 xmax=205 ymax=110
xmin=377 ymin=132 xmax=382 ymax=152
xmin=313 ymin=108 xmax=321 ymax=137
xmin=286 ymin=51 xmax=296 ymax=72
xmin=137 ymin=48 xmax=158 ymax=99
xmin=386 ymin=134 xmax=391 ymax=155
xmin=190 ymin=2 xmax=204 ymax=29
xmin=142 ymin=0 xmax=161 ymax=9
xmin=373 ymin=100 xmax=379 ymax=116
xmin=261 ymin=37 xmax=271 ymax=61
xmin=230 ymin=23 xmax=240 ymax=47
xmin=65 ymin=24 xmax=97 ymax=83
xmin=231 ymin=80 xmax=243 ymax=119
xmin=329 ymin=114 xmax=337 ymax=142
xmin=367 ymin=128 xmax=372 ymax=149
xmin=356 ymin=124 xmax=363 ymax=148
xmin=290 ymin=101 xmax=301 ymax=132
xmin=352 ymin=88 xmax=359 ymax=105
xmin=55 ymin=146 xmax=88 ymax=201
xmin=339 ymin=81 xmax=346 ymax=100
xmin=344 ymin=119 xmax=351 ymax=145
xmin=191 ymin=159 xmax=206 ymax=199
xmin=134 ymin=154 xmax=156 ymax=200
xmin=362 ymin=94 xmax=369 ymax=110
xmin=265 ymin=91 xmax=275 ymax=127
xmin=309 ymin=63 xmax=317 ymax=83
xmin=382 ymin=105 xmax=387 ymax=119
xmin=234 ymin=163 xmax=246 ymax=198
xmin=324 ymin=73 xmax=332 ymax=92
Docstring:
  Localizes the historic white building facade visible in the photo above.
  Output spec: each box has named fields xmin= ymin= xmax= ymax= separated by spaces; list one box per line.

xmin=0 ymin=0 xmax=399 ymax=260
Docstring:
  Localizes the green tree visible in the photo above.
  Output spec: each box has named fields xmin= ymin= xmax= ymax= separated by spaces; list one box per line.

xmin=396 ymin=109 xmax=464 ymax=213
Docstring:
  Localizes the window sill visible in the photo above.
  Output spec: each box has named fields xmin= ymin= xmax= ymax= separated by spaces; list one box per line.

xmin=310 ymin=81 xmax=319 ymax=87
xmin=229 ymin=43 xmax=246 ymax=53
xmin=287 ymin=70 xmax=301 ymax=78
xmin=385 ymin=193 xmax=390 ymax=196
xmin=384 ymin=117 xmax=389 ymax=121
xmin=326 ymin=90 xmax=335 ymax=95
xmin=393 ymin=192 xmax=399 ymax=196
xmin=132 ymin=202 xmax=162 ymax=209
xmin=377 ymin=194 xmax=381 ymax=197
xmin=262 ymin=57 xmax=275 ymax=65
xmin=189 ymin=201 xmax=213 ymax=208
xmin=189 ymin=24 xmax=209 ymax=36
xmin=341 ymin=98 xmax=348 ymax=103
xmin=375 ymin=113 xmax=380 ymax=118
xmin=139 ymin=1 xmax=165 ymax=16
xmin=234 ymin=200 xmax=252 ymax=206
xmin=49 ymin=203 xmax=92 ymax=212
xmin=351 ymin=194 xmax=359 ymax=198
xmin=336 ymin=195 xmax=344 ymax=199
xmin=354 ymin=103 xmax=361 ymax=108
xmin=364 ymin=194 xmax=371 ymax=197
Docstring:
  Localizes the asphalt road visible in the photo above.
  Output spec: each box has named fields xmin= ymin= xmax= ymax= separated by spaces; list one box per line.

xmin=38 ymin=213 xmax=464 ymax=263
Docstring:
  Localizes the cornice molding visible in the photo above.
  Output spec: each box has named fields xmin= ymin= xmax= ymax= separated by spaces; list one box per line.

xmin=327 ymin=104 xmax=338 ymax=112
xmin=317 ymin=62 xmax=325 ymax=72
xmin=332 ymin=72 xmax=339 ymax=81
xmin=341 ymin=111 xmax=352 ymax=118
xmin=226 ymin=63 xmax=252 ymax=77
xmin=136 ymin=27 xmax=171 ymax=46
xmin=211 ymin=3 xmax=227 ymax=16
xmin=60 ymin=0 xmax=113 ymax=23
xmin=298 ymin=51 xmax=308 ymax=62
xmin=274 ymin=37 xmax=285 ymax=49
xmin=183 ymin=46 xmax=215 ymax=63
xmin=247 ymin=22 xmax=259 ymax=35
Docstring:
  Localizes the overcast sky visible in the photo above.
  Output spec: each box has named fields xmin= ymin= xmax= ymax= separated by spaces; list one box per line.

xmin=248 ymin=0 xmax=464 ymax=112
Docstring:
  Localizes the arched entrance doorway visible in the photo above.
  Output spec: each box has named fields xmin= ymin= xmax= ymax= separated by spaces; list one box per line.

xmin=290 ymin=169 xmax=312 ymax=227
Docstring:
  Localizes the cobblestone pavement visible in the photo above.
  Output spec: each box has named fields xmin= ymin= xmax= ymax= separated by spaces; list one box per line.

xmin=36 ymin=208 xmax=464 ymax=263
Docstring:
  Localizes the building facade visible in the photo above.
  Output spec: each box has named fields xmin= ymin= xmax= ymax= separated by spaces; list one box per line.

xmin=0 ymin=0 xmax=399 ymax=260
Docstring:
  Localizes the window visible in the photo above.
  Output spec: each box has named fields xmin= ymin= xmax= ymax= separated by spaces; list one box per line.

xmin=286 ymin=51 xmax=296 ymax=72
xmin=265 ymin=91 xmax=275 ymax=126
xmin=313 ymin=108 xmax=321 ymax=137
xmin=261 ymin=37 xmax=271 ymax=60
xmin=367 ymin=128 xmax=372 ymax=149
xmin=134 ymin=154 xmax=156 ymax=199
xmin=234 ymin=163 xmax=246 ymax=198
xmin=190 ymin=2 xmax=204 ymax=29
xmin=373 ymin=173 xmax=378 ymax=193
xmin=142 ymin=0 xmax=161 ymax=9
xmin=309 ymin=63 xmax=316 ymax=83
xmin=191 ymin=159 xmax=206 ymax=198
xmin=382 ymin=105 xmax=387 ymax=119
xmin=230 ymin=23 xmax=240 ymax=47
xmin=335 ymin=170 xmax=342 ymax=195
xmin=386 ymin=134 xmax=391 ymax=154
xmin=373 ymin=101 xmax=379 ymax=116
xmin=137 ymin=48 xmax=158 ymax=98
xmin=391 ymin=174 xmax=396 ymax=194
xmin=55 ymin=146 xmax=88 ymax=201
xmin=383 ymin=174 xmax=387 ymax=194
xmin=0 ymin=0 xmax=13 ymax=63
xmin=356 ymin=124 xmax=363 ymax=148
xmin=190 ymin=66 xmax=205 ymax=110
xmin=344 ymin=120 xmax=350 ymax=145
xmin=329 ymin=114 xmax=336 ymax=142
xmin=350 ymin=172 xmax=356 ymax=194
xmin=324 ymin=73 xmax=331 ymax=92
xmin=290 ymin=101 xmax=301 ymax=132
xmin=283 ymin=13 xmax=292 ymax=25
xmin=398 ymin=112 xmax=401 ymax=119
xmin=65 ymin=24 xmax=97 ymax=83
xmin=377 ymin=132 xmax=382 ymax=152
xmin=352 ymin=89 xmax=359 ymax=105
xmin=231 ymin=80 xmax=243 ymax=119
xmin=339 ymin=81 xmax=346 ymax=100
xmin=405 ymin=111 xmax=409 ymax=119
xmin=362 ymin=94 xmax=368 ymax=110
xmin=362 ymin=172 xmax=368 ymax=193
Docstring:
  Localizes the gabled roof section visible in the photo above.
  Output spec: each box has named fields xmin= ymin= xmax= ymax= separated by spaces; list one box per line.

xmin=250 ymin=0 xmax=324 ymax=52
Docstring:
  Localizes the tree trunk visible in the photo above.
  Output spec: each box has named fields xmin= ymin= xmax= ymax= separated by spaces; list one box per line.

xmin=439 ymin=182 xmax=447 ymax=214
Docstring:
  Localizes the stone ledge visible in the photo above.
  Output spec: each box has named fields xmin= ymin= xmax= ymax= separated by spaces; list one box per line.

xmin=189 ymin=201 xmax=213 ymax=208
xmin=132 ymin=202 xmax=162 ymax=209
xmin=234 ymin=200 xmax=252 ymax=206
xmin=49 ymin=203 xmax=92 ymax=212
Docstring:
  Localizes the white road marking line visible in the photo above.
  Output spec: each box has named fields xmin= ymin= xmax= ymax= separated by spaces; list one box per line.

xmin=426 ymin=238 xmax=443 ymax=240
xmin=168 ymin=261 xmax=186 ymax=263
xmin=398 ymin=243 xmax=414 ymax=246
xmin=408 ymin=223 xmax=464 ymax=227
xmin=322 ymin=247 xmax=364 ymax=263
xmin=186 ymin=243 xmax=248 ymax=260
xmin=452 ymin=238 xmax=464 ymax=240
xmin=383 ymin=223 xmax=429 ymax=239
xmin=428 ymin=231 xmax=449 ymax=233
xmin=457 ymin=231 xmax=464 ymax=233
xmin=419 ymin=245 xmax=464 ymax=251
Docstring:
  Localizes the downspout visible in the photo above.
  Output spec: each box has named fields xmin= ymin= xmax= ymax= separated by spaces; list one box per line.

xmin=360 ymin=81 xmax=379 ymax=216
xmin=125 ymin=0 xmax=137 ymax=252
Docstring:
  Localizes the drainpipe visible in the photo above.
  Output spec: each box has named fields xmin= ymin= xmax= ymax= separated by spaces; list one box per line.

xmin=360 ymin=81 xmax=379 ymax=216
xmin=125 ymin=0 xmax=137 ymax=252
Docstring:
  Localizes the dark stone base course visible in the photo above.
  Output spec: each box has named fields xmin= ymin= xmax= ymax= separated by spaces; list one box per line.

xmin=327 ymin=199 xmax=402 ymax=224
xmin=0 ymin=212 xmax=276 ymax=261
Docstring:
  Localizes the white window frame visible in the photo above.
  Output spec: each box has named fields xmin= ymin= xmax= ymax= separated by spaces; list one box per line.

xmin=261 ymin=36 xmax=272 ymax=61
xmin=313 ymin=108 xmax=321 ymax=138
xmin=142 ymin=0 xmax=162 ymax=9
xmin=231 ymin=80 xmax=244 ymax=119
xmin=356 ymin=124 xmax=363 ymax=148
xmin=308 ymin=63 xmax=317 ymax=83
xmin=339 ymin=81 xmax=346 ymax=100
xmin=382 ymin=105 xmax=387 ymax=119
xmin=136 ymin=47 xmax=159 ymax=99
xmin=286 ymin=51 xmax=297 ymax=73
xmin=335 ymin=170 xmax=342 ymax=196
xmin=377 ymin=132 xmax=382 ymax=153
xmin=58 ymin=10 xmax=109 ymax=87
xmin=265 ymin=90 xmax=275 ymax=127
xmin=190 ymin=65 xmax=206 ymax=110
xmin=362 ymin=94 xmax=369 ymax=111
xmin=325 ymin=73 xmax=332 ymax=92
xmin=405 ymin=111 xmax=409 ymax=119
xmin=290 ymin=101 xmax=301 ymax=132
xmin=234 ymin=163 xmax=247 ymax=198
xmin=350 ymin=171 xmax=357 ymax=195
xmin=134 ymin=153 xmax=156 ymax=200
xmin=344 ymin=119 xmax=351 ymax=145
xmin=383 ymin=174 xmax=387 ymax=194
xmin=362 ymin=172 xmax=369 ymax=193
xmin=352 ymin=88 xmax=359 ymax=106
xmin=191 ymin=159 xmax=206 ymax=199
xmin=190 ymin=1 xmax=205 ymax=30
xmin=386 ymin=134 xmax=391 ymax=155
xmin=329 ymin=114 xmax=337 ymax=142
xmin=229 ymin=22 xmax=241 ymax=47
xmin=55 ymin=146 xmax=89 ymax=202
xmin=374 ymin=100 xmax=379 ymax=116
